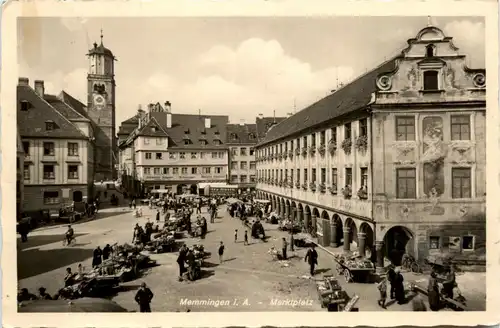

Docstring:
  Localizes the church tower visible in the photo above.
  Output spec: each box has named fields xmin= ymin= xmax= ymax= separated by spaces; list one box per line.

xmin=87 ymin=30 xmax=117 ymax=181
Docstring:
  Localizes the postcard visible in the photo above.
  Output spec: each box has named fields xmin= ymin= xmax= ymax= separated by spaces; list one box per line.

xmin=2 ymin=0 xmax=499 ymax=327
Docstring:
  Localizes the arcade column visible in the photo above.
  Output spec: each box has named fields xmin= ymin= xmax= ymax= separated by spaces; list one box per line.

xmin=279 ymin=202 xmax=284 ymax=216
xmin=292 ymin=208 xmax=297 ymax=221
xmin=343 ymin=227 xmax=351 ymax=252
xmin=330 ymin=221 xmax=338 ymax=247
xmin=357 ymin=232 xmax=366 ymax=258
xmin=296 ymin=209 xmax=303 ymax=224
xmin=285 ymin=204 xmax=290 ymax=218
xmin=272 ymin=199 xmax=276 ymax=211
xmin=311 ymin=214 xmax=317 ymax=236
xmin=375 ymin=240 xmax=385 ymax=272
xmin=304 ymin=211 xmax=310 ymax=233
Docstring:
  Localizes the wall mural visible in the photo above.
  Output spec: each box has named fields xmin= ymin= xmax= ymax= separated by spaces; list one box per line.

xmin=422 ymin=116 xmax=446 ymax=215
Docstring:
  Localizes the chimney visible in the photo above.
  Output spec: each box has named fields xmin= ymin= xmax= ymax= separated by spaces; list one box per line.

xmin=34 ymin=80 xmax=45 ymax=97
xmin=204 ymin=117 xmax=211 ymax=129
xmin=18 ymin=77 xmax=29 ymax=86
xmin=166 ymin=112 xmax=172 ymax=128
xmin=258 ymin=113 xmax=263 ymax=119
xmin=239 ymin=119 xmax=245 ymax=126
xmin=164 ymin=101 xmax=171 ymax=113
xmin=286 ymin=112 xmax=293 ymax=118
xmin=147 ymin=103 xmax=154 ymax=113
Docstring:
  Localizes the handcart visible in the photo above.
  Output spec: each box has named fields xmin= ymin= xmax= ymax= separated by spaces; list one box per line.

xmin=334 ymin=255 xmax=375 ymax=283
xmin=315 ymin=275 xmax=356 ymax=311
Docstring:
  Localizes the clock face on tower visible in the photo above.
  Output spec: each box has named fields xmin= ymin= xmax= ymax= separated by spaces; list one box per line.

xmin=93 ymin=94 xmax=106 ymax=110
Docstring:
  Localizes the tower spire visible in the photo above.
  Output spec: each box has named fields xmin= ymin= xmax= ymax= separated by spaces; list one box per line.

xmin=100 ymin=28 xmax=104 ymax=44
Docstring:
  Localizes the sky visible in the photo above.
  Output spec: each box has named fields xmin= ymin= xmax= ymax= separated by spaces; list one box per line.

xmin=18 ymin=16 xmax=485 ymax=125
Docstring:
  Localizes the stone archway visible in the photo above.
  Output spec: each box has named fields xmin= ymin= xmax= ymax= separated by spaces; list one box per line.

xmin=330 ymin=214 xmax=343 ymax=248
xmin=318 ymin=210 xmax=331 ymax=246
xmin=176 ymin=184 xmax=187 ymax=195
xmin=311 ymin=208 xmax=320 ymax=237
xmin=297 ymin=203 xmax=304 ymax=225
xmin=359 ymin=222 xmax=375 ymax=259
xmin=190 ymin=184 xmax=198 ymax=194
xmin=285 ymin=199 xmax=291 ymax=219
xmin=343 ymin=218 xmax=358 ymax=253
xmin=291 ymin=201 xmax=297 ymax=221
xmin=383 ymin=225 xmax=415 ymax=266
xmin=72 ymin=190 xmax=83 ymax=202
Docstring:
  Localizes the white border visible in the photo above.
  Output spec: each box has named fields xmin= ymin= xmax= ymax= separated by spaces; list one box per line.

xmin=2 ymin=0 xmax=499 ymax=327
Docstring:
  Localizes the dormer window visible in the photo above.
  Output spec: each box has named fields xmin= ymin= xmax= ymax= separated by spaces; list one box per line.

xmin=249 ymin=133 xmax=256 ymax=140
xmin=214 ymin=140 xmax=222 ymax=145
xmin=426 ymin=44 xmax=435 ymax=57
xmin=45 ymin=121 xmax=56 ymax=131
xmin=231 ymin=133 xmax=238 ymax=140
xmin=423 ymin=70 xmax=439 ymax=90
xmin=201 ymin=140 xmax=208 ymax=146
xmin=184 ymin=139 xmax=191 ymax=145
xmin=151 ymin=126 xmax=157 ymax=132
xmin=20 ymin=100 xmax=30 ymax=111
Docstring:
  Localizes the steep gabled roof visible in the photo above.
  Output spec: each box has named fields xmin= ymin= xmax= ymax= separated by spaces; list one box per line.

xmin=17 ymin=85 xmax=88 ymax=139
xmin=226 ymin=123 xmax=258 ymax=145
xmin=59 ymin=91 xmax=88 ymax=119
xmin=44 ymin=94 xmax=89 ymax=121
xmin=259 ymin=56 xmax=400 ymax=146
xmin=256 ymin=116 xmax=286 ymax=142
xmin=150 ymin=112 xmax=229 ymax=149
xmin=118 ymin=113 xmax=141 ymax=136
xmin=137 ymin=117 xmax=169 ymax=138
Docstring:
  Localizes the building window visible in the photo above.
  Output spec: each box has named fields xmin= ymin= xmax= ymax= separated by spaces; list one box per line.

xmin=426 ymin=44 xmax=435 ymax=57
xmin=360 ymin=167 xmax=368 ymax=187
xmin=21 ymin=100 xmax=29 ymax=111
xmin=153 ymin=167 xmax=161 ymax=175
xmin=250 ymin=148 xmax=255 ymax=156
xmin=451 ymin=115 xmax=471 ymax=141
xmin=241 ymin=162 xmax=248 ymax=170
xmin=331 ymin=168 xmax=338 ymax=192
xmin=309 ymin=168 xmax=315 ymax=183
xmin=423 ymin=70 xmax=439 ymax=91
xmin=396 ymin=168 xmax=416 ymax=199
xmin=43 ymin=142 xmax=55 ymax=156
xmin=173 ymin=168 xmax=179 ymax=174
xmin=304 ymin=169 xmax=308 ymax=183
xmin=184 ymin=139 xmax=191 ymax=145
xmin=22 ymin=141 xmax=30 ymax=155
xmin=241 ymin=175 xmax=248 ymax=183
xmin=344 ymin=123 xmax=351 ymax=139
xmin=144 ymin=138 xmax=150 ymax=145
xmin=231 ymin=175 xmax=238 ymax=183
xmin=249 ymin=161 xmax=256 ymax=170
xmin=214 ymin=140 xmax=222 ymax=145
xmin=218 ymin=152 xmax=224 ymax=158
xmin=240 ymin=148 xmax=247 ymax=156
xmin=452 ymin=168 xmax=471 ymax=199
xmin=156 ymin=138 xmax=164 ymax=145
xmin=231 ymin=148 xmax=238 ymax=156
xmin=145 ymin=153 xmax=152 ymax=160
xmin=191 ymin=152 xmax=197 ymax=159
xmin=359 ymin=119 xmax=368 ymax=137
xmin=200 ymin=152 xmax=205 ymax=159
xmin=231 ymin=161 xmax=238 ymax=169
xmin=230 ymin=133 xmax=238 ymax=141
xmin=303 ymin=136 xmax=307 ymax=147
xmin=169 ymin=153 xmax=176 ymax=159
xmin=156 ymin=153 xmax=163 ymax=160
xmin=321 ymin=168 xmax=326 ymax=184
xmin=181 ymin=167 xmax=188 ymax=174
xmin=311 ymin=133 xmax=316 ymax=147
xmin=43 ymin=191 xmax=59 ymax=205
xmin=215 ymin=167 xmax=222 ymax=174
xmin=429 ymin=236 xmax=440 ymax=250
xmin=250 ymin=175 xmax=256 ymax=183
xmin=462 ymin=236 xmax=475 ymax=250
xmin=180 ymin=152 xmax=186 ymax=159
xmin=45 ymin=121 xmax=55 ymax=131
xmin=163 ymin=167 xmax=169 ymax=174
xmin=67 ymin=143 xmax=78 ymax=156
xmin=144 ymin=167 xmax=151 ymax=174
xmin=68 ymin=165 xmax=79 ymax=179
xmin=23 ymin=164 xmax=30 ymax=180
xmin=345 ymin=168 xmax=352 ymax=187
xmin=212 ymin=152 xmax=217 ymax=158
xmin=191 ymin=167 xmax=197 ymax=174
xmin=203 ymin=167 xmax=211 ymax=174
xmin=43 ymin=165 xmax=55 ymax=180
xmin=395 ymin=116 xmax=416 ymax=141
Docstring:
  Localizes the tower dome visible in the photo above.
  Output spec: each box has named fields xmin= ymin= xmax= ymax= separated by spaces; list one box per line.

xmin=87 ymin=30 xmax=115 ymax=58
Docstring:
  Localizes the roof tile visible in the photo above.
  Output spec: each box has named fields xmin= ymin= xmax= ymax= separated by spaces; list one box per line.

xmin=226 ymin=123 xmax=258 ymax=145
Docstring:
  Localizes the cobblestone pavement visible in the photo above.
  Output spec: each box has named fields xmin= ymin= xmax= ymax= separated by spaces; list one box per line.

xmin=17 ymin=205 xmax=486 ymax=312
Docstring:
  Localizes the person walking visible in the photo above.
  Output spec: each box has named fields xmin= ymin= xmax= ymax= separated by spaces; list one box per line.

xmin=304 ymin=244 xmax=318 ymax=276
xmin=218 ymin=241 xmax=225 ymax=264
xmin=234 ymin=229 xmax=238 ymax=243
xmin=156 ymin=210 xmax=160 ymax=223
xmin=177 ymin=245 xmax=188 ymax=280
xmin=281 ymin=237 xmax=288 ymax=260
xmin=394 ymin=268 xmax=406 ymax=305
xmin=244 ymin=230 xmax=249 ymax=245
xmin=377 ymin=276 xmax=388 ymax=309
xmin=427 ymin=271 xmax=441 ymax=311
xmin=102 ymin=244 xmax=112 ymax=261
xmin=134 ymin=282 xmax=154 ymax=312
xmin=387 ymin=264 xmax=397 ymax=300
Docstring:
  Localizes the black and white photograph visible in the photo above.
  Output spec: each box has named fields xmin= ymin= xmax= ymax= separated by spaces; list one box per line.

xmin=2 ymin=0 xmax=499 ymax=325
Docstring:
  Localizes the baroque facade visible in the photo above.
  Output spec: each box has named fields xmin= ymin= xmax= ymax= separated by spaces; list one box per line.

xmin=117 ymin=103 xmax=229 ymax=195
xmin=255 ymin=25 xmax=486 ymax=267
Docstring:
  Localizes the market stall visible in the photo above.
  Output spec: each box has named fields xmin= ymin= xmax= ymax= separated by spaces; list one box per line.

xmin=315 ymin=275 xmax=357 ymax=311
xmin=334 ymin=254 xmax=375 ymax=283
